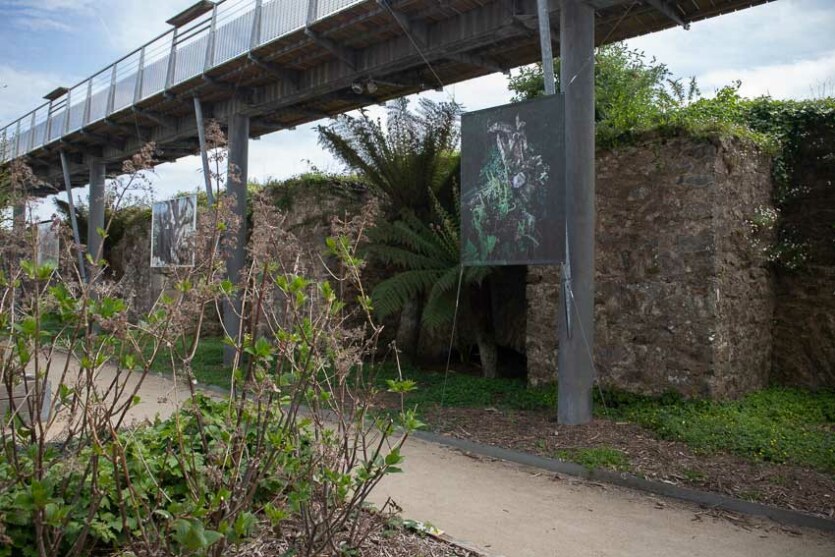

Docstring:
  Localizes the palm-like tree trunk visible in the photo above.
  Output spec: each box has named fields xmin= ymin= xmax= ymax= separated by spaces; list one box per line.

xmin=475 ymin=324 xmax=499 ymax=379
xmin=470 ymin=281 xmax=498 ymax=378
xmin=395 ymin=296 xmax=422 ymax=361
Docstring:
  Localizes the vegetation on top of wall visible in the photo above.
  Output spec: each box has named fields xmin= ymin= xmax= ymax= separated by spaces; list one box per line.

xmin=259 ymin=172 xmax=367 ymax=212
xmin=509 ymin=46 xmax=835 ymax=270
xmin=54 ymin=197 xmax=151 ymax=278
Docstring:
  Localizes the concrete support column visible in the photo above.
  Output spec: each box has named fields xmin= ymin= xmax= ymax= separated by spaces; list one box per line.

xmin=558 ymin=0 xmax=595 ymax=424
xmin=223 ymin=113 xmax=250 ymax=366
xmin=87 ymin=159 xmax=106 ymax=268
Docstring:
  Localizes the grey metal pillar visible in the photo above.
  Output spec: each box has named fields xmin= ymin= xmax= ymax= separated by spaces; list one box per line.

xmin=536 ymin=0 xmax=556 ymax=96
xmin=223 ymin=113 xmax=250 ymax=366
xmin=193 ymin=97 xmax=215 ymax=205
xmin=558 ymin=0 xmax=595 ymax=424
xmin=87 ymin=158 xmax=106 ymax=267
xmin=59 ymin=151 xmax=88 ymax=283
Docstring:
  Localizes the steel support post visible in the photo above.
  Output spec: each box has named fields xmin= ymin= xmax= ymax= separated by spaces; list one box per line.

xmin=59 ymin=151 xmax=88 ymax=283
xmin=134 ymin=47 xmax=146 ymax=104
xmin=87 ymin=158 xmax=107 ymax=272
xmin=63 ymin=90 xmax=71 ymax=136
xmin=204 ymin=5 xmax=218 ymax=72
xmin=193 ymin=97 xmax=215 ymax=205
xmin=223 ymin=113 xmax=250 ymax=366
xmin=557 ymin=0 xmax=595 ymax=425
xmin=536 ymin=0 xmax=556 ymax=96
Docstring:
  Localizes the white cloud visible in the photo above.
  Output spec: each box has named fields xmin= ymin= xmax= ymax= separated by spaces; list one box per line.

xmin=8 ymin=0 xmax=96 ymax=10
xmin=92 ymin=0 xmax=198 ymax=53
xmin=0 ymin=65 xmax=71 ymax=124
xmin=626 ymin=0 xmax=835 ymax=80
xmin=0 ymin=0 xmax=96 ymax=33
xmin=698 ymin=50 xmax=835 ymax=100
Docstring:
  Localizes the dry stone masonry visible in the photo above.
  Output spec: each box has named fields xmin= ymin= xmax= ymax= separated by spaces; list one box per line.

xmin=527 ymin=134 xmax=775 ymax=398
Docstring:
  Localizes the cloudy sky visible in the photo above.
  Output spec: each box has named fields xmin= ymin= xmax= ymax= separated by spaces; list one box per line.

xmin=1 ymin=0 xmax=834 ymax=218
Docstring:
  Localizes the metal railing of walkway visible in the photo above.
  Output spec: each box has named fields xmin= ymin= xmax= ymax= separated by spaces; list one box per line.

xmin=1 ymin=0 xmax=365 ymax=162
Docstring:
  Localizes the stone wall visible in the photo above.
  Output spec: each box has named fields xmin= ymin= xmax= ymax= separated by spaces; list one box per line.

xmin=527 ymin=134 xmax=775 ymax=398
xmin=259 ymin=178 xmax=369 ymax=282
xmin=772 ymin=122 xmax=835 ymax=388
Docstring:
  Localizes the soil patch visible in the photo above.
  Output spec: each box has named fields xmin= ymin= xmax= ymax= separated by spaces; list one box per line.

xmin=407 ymin=404 xmax=835 ymax=520
xmin=225 ymin=521 xmax=482 ymax=556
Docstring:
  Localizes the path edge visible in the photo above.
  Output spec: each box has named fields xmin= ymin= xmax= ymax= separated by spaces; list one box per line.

xmin=414 ymin=430 xmax=835 ymax=535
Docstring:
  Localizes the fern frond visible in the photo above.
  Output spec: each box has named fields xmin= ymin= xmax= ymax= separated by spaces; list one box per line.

xmin=372 ymin=269 xmax=443 ymax=319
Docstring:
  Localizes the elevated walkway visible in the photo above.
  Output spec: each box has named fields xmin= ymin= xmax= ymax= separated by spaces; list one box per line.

xmin=1 ymin=0 xmax=769 ymax=193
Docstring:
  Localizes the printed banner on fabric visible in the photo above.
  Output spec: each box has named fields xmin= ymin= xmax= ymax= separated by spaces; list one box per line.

xmin=151 ymin=194 xmax=197 ymax=268
xmin=37 ymin=221 xmax=59 ymax=267
xmin=461 ymin=94 xmax=565 ymax=265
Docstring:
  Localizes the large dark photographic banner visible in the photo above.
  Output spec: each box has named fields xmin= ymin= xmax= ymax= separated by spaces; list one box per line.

xmin=151 ymin=194 xmax=197 ymax=268
xmin=461 ymin=94 xmax=565 ymax=265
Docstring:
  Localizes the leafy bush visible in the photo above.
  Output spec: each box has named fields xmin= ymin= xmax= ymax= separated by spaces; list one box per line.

xmin=508 ymin=46 xmax=835 ymax=271
xmin=261 ymin=172 xmax=367 ymax=213
xmin=508 ymin=43 xmax=699 ymax=147
xmin=0 ymin=140 xmax=418 ymax=557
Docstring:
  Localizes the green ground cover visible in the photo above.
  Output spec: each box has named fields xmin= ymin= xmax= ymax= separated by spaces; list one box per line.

xmin=130 ymin=340 xmax=835 ymax=474
xmin=374 ymin=364 xmax=835 ymax=474
xmin=139 ymin=336 xmax=231 ymax=389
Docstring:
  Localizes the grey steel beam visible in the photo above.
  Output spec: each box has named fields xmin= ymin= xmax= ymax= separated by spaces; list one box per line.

xmin=250 ymin=0 xmax=263 ymax=49
xmin=448 ymin=52 xmax=506 ymax=74
xmin=59 ymin=150 xmax=88 ymax=283
xmin=193 ymin=97 xmax=215 ymax=205
xmin=165 ymin=28 xmax=179 ymax=91
xmin=132 ymin=107 xmax=176 ymax=128
xmin=204 ymin=4 xmax=218 ymax=72
xmin=134 ymin=47 xmax=146 ymax=104
xmin=63 ymin=89 xmax=72 ymax=136
xmin=644 ymin=0 xmax=690 ymax=29
xmin=81 ymin=130 xmax=126 ymax=151
xmin=304 ymin=29 xmax=358 ymax=69
xmin=247 ymin=54 xmax=301 ymax=88
xmin=377 ymin=0 xmax=429 ymax=49
xmin=201 ymin=75 xmax=253 ymax=100
xmin=252 ymin=119 xmax=287 ymax=133
xmin=102 ymin=118 xmax=149 ymax=138
xmin=558 ymin=0 xmax=595 ymax=425
xmin=289 ymin=107 xmax=330 ymax=120
xmin=514 ymin=13 xmax=560 ymax=40
xmin=106 ymin=65 xmax=118 ymax=117
xmin=87 ymin=158 xmax=106 ymax=271
xmin=223 ymin=112 xmax=250 ymax=366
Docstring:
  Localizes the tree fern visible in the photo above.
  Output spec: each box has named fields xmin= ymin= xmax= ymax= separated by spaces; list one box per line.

xmin=367 ymin=180 xmax=490 ymax=330
xmin=318 ymin=98 xmax=461 ymax=219
xmin=318 ymin=98 xmax=494 ymax=372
